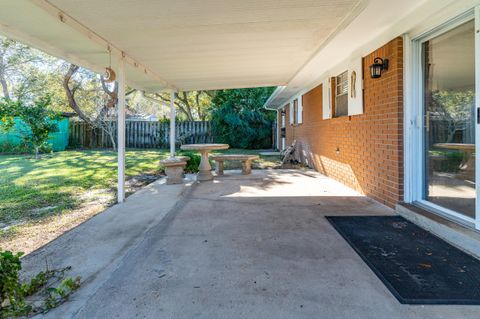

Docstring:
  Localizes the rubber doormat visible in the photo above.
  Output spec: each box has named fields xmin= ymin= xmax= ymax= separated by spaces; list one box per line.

xmin=326 ymin=215 xmax=480 ymax=304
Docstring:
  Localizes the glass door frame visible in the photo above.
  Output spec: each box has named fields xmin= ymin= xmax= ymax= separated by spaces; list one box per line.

xmin=408 ymin=9 xmax=480 ymax=230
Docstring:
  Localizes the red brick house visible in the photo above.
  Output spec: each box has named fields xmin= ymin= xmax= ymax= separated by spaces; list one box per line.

xmin=264 ymin=2 xmax=480 ymax=231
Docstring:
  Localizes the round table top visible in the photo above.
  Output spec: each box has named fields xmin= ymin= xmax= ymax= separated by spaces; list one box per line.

xmin=180 ymin=143 xmax=229 ymax=151
xmin=433 ymin=143 xmax=475 ymax=151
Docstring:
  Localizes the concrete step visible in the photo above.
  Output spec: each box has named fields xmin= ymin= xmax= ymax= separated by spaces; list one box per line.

xmin=396 ymin=203 xmax=480 ymax=259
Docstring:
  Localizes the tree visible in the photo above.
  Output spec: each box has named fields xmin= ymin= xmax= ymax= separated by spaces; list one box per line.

xmin=209 ymin=87 xmax=276 ymax=149
xmin=431 ymin=89 xmax=475 ymax=143
xmin=0 ymin=96 xmax=61 ymax=158
xmin=62 ymin=63 xmax=140 ymax=149
xmin=143 ymin=90 xmax=214 ymax=121
xmin=0 ymin=36 xmax=54 ymax=101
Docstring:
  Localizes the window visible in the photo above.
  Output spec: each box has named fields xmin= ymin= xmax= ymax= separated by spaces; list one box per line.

xmin=334 ymin=71 xmax=348 ymax=117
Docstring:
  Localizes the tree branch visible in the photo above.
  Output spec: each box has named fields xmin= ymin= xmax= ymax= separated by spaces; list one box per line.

xmin=63 ymin=64 xmax=92 ymax=123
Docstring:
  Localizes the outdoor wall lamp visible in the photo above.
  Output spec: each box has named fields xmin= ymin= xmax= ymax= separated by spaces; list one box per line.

xmin=369 ymin=57 xmax=389 ymax=79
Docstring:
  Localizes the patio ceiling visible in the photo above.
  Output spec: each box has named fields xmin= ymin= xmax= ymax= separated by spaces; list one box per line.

xmin=0 ymin=0 xmax=362 ymax=92
xmin=0 ymin=0 xmax=455 ymax=98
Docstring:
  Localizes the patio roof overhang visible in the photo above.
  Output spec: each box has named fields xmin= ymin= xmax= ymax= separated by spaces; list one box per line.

xmin=0 ymin=0 xmax=369 ymax=92
xmin=0 ymin=0 xmax=440 ymax=95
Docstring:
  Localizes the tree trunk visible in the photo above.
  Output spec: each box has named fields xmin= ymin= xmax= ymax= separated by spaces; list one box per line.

xmin=0 ymin=49 xmax=10 ymax=99
xmin=63 ymin=64 xmax=92 ymax=123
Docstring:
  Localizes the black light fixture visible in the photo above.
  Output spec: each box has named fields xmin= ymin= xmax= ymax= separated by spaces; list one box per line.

xmin=369 ymin=57 xmax=389 ymax=79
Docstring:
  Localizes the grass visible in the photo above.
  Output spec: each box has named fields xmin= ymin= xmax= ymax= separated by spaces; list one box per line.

xmin=0 ymin=148 xmax=279 ymax=253
xmin=0 ymin=149 xmax=168 ymax=225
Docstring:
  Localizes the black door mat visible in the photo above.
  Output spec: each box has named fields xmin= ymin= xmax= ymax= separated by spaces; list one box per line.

xmin=326 ymin=215 xmax=480 ymax=305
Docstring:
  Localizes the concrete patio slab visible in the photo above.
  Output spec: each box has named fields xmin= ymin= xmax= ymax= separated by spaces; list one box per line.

xmin=23 ymin=169 xmax=479 ymax=318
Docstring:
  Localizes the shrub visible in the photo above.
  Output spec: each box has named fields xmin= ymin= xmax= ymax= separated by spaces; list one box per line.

xmin=0 ymin=96 xmax=60 ymax=158
xmin=0 ymin=250 xmax=81 ymax=318
xmin=178 ymin=151 xmax=201 ymax=173
xmin=0 ymin=142 xmax=30 ymax=155
xmin=209 ymin=88 xmax=276 ymax=149
xmin=0 ymin=141 xmax=53 ymax=155
xmin=430 ymin=150 xmax=464 ymax=173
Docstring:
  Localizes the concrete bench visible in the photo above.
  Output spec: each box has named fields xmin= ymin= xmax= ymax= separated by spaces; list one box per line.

xmin=210 ymin=154 xmax=259 ymax=175
xmin=160 ymin=156 xmax=190 ymax=184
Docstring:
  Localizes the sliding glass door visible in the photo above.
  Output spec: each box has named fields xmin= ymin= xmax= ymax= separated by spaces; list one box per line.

xmin=419 ymin=18 xmax=477 ymax=223
xmin=405 ymin=8 xmax=480 ymax=230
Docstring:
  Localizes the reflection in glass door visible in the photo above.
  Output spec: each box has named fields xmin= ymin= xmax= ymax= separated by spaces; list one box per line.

xmin=423 ymin=20 xmax=476 ymax=219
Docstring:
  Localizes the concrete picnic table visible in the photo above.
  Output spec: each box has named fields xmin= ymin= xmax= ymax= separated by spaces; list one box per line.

xmin=180 ymin=143 xmax=229 ymax=181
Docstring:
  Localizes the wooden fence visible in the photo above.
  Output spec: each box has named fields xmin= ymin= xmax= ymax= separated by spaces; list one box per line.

xmin=69 ymin=120 xmax=213 ymax=149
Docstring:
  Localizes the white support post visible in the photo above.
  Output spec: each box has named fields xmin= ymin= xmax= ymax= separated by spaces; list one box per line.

xmin=170 ymin=91 xmax=176 ymax=158
xmin=475 ymin=6 xmax=480 ymax=230
xmin=117 ymin=58 xmax=126 ymax=203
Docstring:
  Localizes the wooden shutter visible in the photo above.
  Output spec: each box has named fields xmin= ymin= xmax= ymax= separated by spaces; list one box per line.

xmin=289 ymin=101 xmax=294 ymax=125
xmin=297 ymin=96 xmax=303 ymax=124
xmin=348 ymin=58 xmax=364 ymax=116
xmin=322 ymin=78 xmax=331 ymax=119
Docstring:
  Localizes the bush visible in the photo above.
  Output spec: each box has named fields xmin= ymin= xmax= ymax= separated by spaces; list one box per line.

xmin=0 ymin=250 xmax=81 ymax=318
xmin=429 ymin=150 xmax=464 ymax=173
xmin=0 ymin=141 xmax=53 ymax=155
xmin=178 ymin=151 xmax=201 ymax=173
xmin=209 ymin=88 xmax=276 ymax=149
xmin=0 ymin=96 xmax=60 ymax=158
xmin=0 ymin=142 xmax=30 ymax=155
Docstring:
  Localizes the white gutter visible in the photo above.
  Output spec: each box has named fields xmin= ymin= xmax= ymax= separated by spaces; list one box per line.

xmin=263 ymin=86 xmax=286 ymax=110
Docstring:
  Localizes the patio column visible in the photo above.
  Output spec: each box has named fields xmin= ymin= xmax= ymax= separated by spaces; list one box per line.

xmin=117 ymin=58 xmax=126 ymax=203
xmin=170 ymin=91 xmax=176 ymax=158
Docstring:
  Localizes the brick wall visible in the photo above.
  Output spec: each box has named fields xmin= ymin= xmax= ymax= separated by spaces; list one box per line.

xmin=283 ymin=37 xmax=404 ymax=207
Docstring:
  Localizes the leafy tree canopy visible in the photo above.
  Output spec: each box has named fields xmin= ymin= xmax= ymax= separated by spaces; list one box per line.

xmin=210 ymin=87 xmax=276 ymax=149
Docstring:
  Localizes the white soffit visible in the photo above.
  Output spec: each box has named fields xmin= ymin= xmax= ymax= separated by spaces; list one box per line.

xmin=0 ymin=0 xmax=363 ymax=92
xmin=265 ymin=0 xmax=473 ymax=108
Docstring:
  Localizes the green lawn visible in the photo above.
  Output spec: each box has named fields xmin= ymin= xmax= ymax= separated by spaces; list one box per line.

xmin=0 ymin=150 xmax=168 ymax=225
xmin=0 ymin=148 xmax=279 ymax=226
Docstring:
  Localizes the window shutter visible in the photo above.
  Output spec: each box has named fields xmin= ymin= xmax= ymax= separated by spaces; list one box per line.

xmin=297 ymin=96 xmax=303 ymax=124
xmin=348 ymin=58 xmax=364 ymax=116
xmin=322 ymin=78 xmax=331 ymax=119
xmin=289 ymin=102 xmax=294 ymax=125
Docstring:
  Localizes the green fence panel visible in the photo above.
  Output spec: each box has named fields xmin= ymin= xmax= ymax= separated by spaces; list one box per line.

xmin=0 ymin=117 xmax=69 ymax=151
